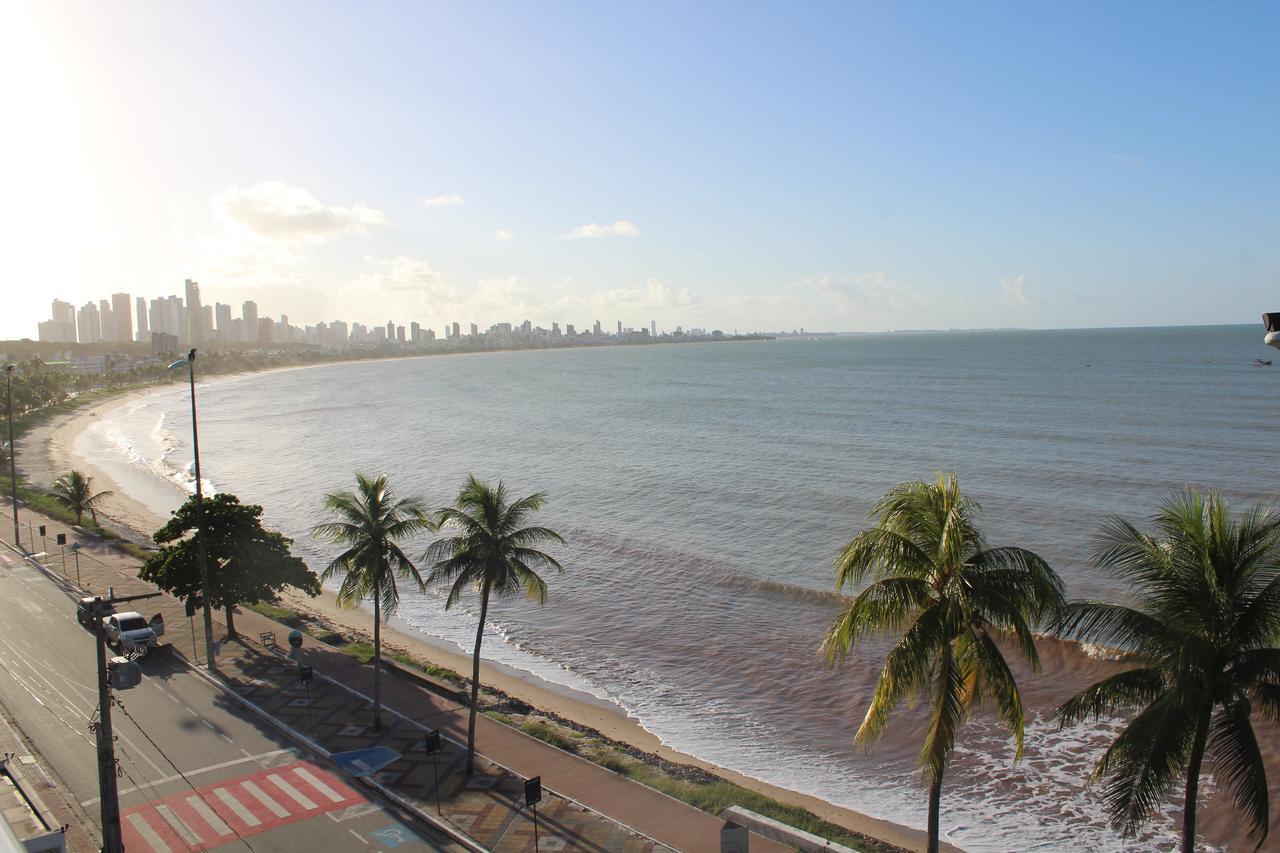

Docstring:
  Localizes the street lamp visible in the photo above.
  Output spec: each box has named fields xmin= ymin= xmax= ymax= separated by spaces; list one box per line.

xmin=168 ymin=349 xmax=216 ymax=670
xmin=5 ymin=364 xmax=18 ymax=549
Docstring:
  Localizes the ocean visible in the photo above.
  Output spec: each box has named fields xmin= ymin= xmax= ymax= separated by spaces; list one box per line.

xmin=78 ymin=325 xmax=1279 ymax=851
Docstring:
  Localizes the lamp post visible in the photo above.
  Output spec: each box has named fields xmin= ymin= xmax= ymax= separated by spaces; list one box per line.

xmin=5 ymin=364 xmax=18 ymax=549
xmin=169 ymin=349 xmax=216 ymax=670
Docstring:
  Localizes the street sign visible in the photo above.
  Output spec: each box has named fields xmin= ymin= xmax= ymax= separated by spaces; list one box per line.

xmin=56 ymin=533 xmax=66 ymax=545
xmin=38 ymin=525 xmax=46 ymax=536
xmin=524 ymin=776 xmax=542 ymax=807
xmin=424 ymin=730 xmax=441 ymax=755
xmin=332 ymin=747 xmax=400 ymax=777
xmin=70 ymin=542 xmax=81 ymax=551
xmin=299 ymin=665 xmax=314 ymax=685
xmin=288 ymin=629 xmax=303 ymax=649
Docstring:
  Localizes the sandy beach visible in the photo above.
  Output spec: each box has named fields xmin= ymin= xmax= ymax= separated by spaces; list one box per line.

xmin=24 ymin=380 xmax=942 ymax=853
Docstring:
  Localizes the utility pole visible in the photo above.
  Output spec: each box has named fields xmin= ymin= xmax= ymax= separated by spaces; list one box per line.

xmin=92 ymin=590 xmax=160 ymax=853
xmin=5 ymin=364 xmax=18 ymax=548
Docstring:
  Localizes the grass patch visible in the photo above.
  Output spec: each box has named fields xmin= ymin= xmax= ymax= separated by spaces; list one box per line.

xmin=340 ymin=641 xmax=375 ymax=664
xmin=483 ymin=711 xmax=515 ymax=725
xmin=519 ymin=720 xmax=579 ymax=752
xmin=244 ymin=602 xmax=305 ymax=627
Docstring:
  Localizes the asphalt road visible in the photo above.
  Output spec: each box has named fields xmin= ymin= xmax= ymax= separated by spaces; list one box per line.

xmin=0 ymin=549 xmax=459 ymax=852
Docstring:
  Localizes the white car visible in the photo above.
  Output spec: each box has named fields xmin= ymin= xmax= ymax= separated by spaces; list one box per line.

xmin=102 ymin=611 xmax=165 ymax=652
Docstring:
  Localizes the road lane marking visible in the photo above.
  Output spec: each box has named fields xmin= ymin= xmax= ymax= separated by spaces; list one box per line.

xmin=294 ymin=766 xmax=345 ymax=803
xmin=349 ymin=828 xmax=369 ymax=845
xmin=126 ymin=812 xmax=171 ymax=853
xmin=214 ymin=787 xmax=262 ymax=827
xmin=269 ymin=773 xmax=317 ymax=810
xmin=155 ymin=804 xmax=200 ymax=846
xmin=242 ymin=780 xmax=290 ymax=817
xmin=202 ymin=719 xmax=217 ymax=731
xmin=185 ymin=795 xmax=234 ymax=837
xmin=84 ymin=748 xmax=296 ymax=806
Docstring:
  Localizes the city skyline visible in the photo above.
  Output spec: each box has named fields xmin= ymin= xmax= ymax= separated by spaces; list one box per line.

xmin=3 ymin=4 xmax=1277 ymax=341
xmin=28 ymin=280 xmax=729 ymax=350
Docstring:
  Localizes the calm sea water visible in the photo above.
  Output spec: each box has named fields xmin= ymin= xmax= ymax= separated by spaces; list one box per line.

xmin=81 ymin=326 xmax=1279 ymax=850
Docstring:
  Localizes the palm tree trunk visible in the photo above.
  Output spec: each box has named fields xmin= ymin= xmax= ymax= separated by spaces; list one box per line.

xmin=1181 ymin=705 xmax=1211 ymax=853
xmin=927 ymin=771 xmax=943 ymax=853
xmin=372 ymin=583 xmax=382 ymax=732
xmin=466 ymin=586 xmax=490 ymax=776
xmin=224 ymin=601 xmax=236 ymax=638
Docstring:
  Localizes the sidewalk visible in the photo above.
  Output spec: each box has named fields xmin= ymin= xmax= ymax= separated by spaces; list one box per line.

xmin=1 ymin=499 xmax=793 ymax=853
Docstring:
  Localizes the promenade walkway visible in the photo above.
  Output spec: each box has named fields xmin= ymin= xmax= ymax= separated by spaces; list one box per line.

xmin=0 ymin=501 xmax=793 ymax=853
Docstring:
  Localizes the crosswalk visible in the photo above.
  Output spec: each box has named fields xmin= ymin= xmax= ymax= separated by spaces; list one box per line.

xmin=121 ymin=760 xmax=364 ymax=852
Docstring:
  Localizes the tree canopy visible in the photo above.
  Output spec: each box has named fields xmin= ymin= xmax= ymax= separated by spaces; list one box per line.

xmin=141 ymin=493 xmax=319 ymax=635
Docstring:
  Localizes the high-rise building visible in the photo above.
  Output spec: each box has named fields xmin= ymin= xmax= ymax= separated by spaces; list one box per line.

xmin=593 ymin=320 xmax=602 ymax=336
xmin=135 ymin=296 xmax=149 ymax=342
xmin=215 ymin=303 xmax=232 ymax=340
xmin=111 ymin=292 xmax=133 ymax=344
xmin=396 ymin=325 xmax=405 ymax=343
xmin=149 ymin=298 xmax=165 ymax=336
xmin=651 ymin=320 xmax=656 ymax=338
xmin=201 ymin=305 xmax=214 ymax=340
xmin=242 ymin=301 xmax=258 ymax=342
xmin=385 ymin=320 xmax=395 ymax=341
xmin=77 ymin=302 xmax=101 ymax=343
xmin=410 ymin=321 xmax=421 ymax=343
xmin=566 ymin=323 xmax=576 ymax=336
xmin=166 ymin=295 xmax=185 ymax=344
xmin=616 ymin=320 xmax=622 ymax=336
xmin=184 ymin=279 xmax=203 ymax=345
xmin=99 ymin=299 xmax=114 ymax=342
xmin=451 ymin=322 xmax=460 ymax=340
xmin=258 ymin=317 xmax=274 ymax=343
xmin=43 ymin=299 xmax=77 ymax=342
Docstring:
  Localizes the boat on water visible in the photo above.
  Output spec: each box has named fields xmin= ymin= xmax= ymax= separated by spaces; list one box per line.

xmin=1254 ymin=358 xmax=1272 ymax=366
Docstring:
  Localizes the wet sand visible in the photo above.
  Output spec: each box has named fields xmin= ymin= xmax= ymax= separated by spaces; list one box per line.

xmin=28 ymin=382 xmax=945 ymax=853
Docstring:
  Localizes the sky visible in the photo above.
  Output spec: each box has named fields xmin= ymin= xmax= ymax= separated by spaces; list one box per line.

xmin=2 ymin=1 xmax=1278 ymax=340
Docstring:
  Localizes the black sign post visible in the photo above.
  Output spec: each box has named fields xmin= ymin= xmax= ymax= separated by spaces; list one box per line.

xmin=38 ymin=524 xmax=46 ymax=554
xmin=424 ymin=730 xmax=442 ymax=813
xmin=524 ymin=776 xmax=542 ymax=850
xmin=56 ymin=532 xmax=66 ymax=574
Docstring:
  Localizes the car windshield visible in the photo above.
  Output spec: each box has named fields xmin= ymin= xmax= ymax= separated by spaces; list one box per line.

xmin=118 ymin=617 xmax=148 ymax=632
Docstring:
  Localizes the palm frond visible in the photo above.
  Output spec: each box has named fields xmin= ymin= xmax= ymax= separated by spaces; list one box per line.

xmin=1206 ymin=697 xmax=1269 ymax=846
xmin=822 ymin=576 xmax=934 ymax=663
xmin=1055 ymin=667 xmax=1167 ymax=728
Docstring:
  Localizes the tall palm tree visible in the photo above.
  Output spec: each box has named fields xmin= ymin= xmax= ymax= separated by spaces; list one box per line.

xmin=1055 ymin=489 xmax=1280 ymax=852
xmin=822 ymin=473 xmax=1064 ymax=853
xmin=424 ymin=475 xmax=564 ymax=774
xmin=52 ymin=470 xmax=114 ymax=525
xmin=313 ymin=473 xmax=431 ymax=731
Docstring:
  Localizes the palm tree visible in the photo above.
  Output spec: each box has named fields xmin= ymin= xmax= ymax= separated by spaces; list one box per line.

xmin=424 ymin=475 xmax=564 ymax=774
xmin=821 ymin=473 xmax=1064 ymax=853
xmin=1055 ymin=489 xmax=1280 ymax=852
xmin=313 ymin=473 xmax=431 ymax=731
xmin=51 ymin=470 xmax=114 ymax=525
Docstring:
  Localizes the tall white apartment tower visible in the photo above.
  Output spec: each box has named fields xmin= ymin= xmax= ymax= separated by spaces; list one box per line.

xmin=135 ymin=296 xmax=150 ymax=342
xmin=184 ymin=279 xmax=203 ymax=345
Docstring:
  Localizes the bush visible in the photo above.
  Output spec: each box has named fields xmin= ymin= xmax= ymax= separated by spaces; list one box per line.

xmin=519 ymin=720 xmax=579 ymax=752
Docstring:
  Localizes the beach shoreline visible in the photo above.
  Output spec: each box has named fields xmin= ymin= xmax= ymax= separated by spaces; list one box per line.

xmin=24 ymin=379 xmax=941 ymax=853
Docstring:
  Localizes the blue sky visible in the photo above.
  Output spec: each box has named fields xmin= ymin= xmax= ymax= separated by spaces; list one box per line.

xmin=3 ymin=1 xmax=1277 ymax=339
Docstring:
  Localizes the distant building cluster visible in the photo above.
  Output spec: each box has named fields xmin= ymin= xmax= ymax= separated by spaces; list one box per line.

xmin=34 ymin=279 xmax=723 ymax=354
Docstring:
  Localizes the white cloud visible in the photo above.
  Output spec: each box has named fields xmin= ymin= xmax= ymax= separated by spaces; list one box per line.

xmin=601 ymin=279 xmax=697 ymax=308
xmin=494 ymin=228 xmax=515 ymax=240
xmin=797 ymin=272 xmax=927 ymax=314
xmin=423 ymin=193 xmax=463 ymax=207
xmin=1001 ymin=273 xmax=1033 ymax=306
xmin=561 ymin=220 xmax=638 ymax=239
xmin=213 ymin=181 xmax=387 ymax=242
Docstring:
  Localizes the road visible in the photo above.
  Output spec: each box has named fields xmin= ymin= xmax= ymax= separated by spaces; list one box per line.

xmin=0 ymin=548 xmax=459 ymax=852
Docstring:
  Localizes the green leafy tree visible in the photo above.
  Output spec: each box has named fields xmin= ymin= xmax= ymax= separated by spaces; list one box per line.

xmin=313 ymin=473 xmax=430 ymax=731
xmin=424 ymin=476 xmax=564 ymax=774
xmin=51 ymin=470 xmax=114 ymax=525
xmin=1055 ymin=489 xmax=1280 ymax=852
xmin=141 ymin=493 xmax=319 ymax=638
xmin=821 ymin=473 xmax=1064 ymax=853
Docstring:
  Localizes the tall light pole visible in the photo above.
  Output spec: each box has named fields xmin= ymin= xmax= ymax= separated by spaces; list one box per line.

xmin=5 ymin=364 xmax=18 ymax=549
xmin=169 ymin=349 xmax=216 ymax=670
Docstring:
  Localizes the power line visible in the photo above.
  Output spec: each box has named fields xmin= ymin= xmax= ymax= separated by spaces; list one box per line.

xmin=114 ymin=697 xmax=257 ymax=852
